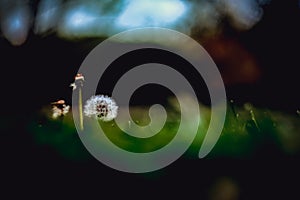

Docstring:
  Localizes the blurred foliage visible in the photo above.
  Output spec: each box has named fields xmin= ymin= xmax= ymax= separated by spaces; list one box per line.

xmin=28 ymin=100 xmax=300 ymax=161
xmin=28 ymin=106 xmax=91 ymax=161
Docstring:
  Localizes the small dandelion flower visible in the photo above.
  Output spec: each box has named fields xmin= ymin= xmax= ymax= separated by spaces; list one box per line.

xmin=52 ymin=106 xmax=62 ymax=119
xmin=84 ymin=95 xmax=118 ymax=121
xmin=51 ymin=100 xmax=70 ymax=119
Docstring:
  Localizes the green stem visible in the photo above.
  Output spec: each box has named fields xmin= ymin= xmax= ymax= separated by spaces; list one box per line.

xmin=79 ymin=87 xmax=84 ymax=130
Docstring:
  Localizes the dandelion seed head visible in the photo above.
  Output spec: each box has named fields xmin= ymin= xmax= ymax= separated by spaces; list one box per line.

xmin=84 ymin=95 xmax=118 ymax=121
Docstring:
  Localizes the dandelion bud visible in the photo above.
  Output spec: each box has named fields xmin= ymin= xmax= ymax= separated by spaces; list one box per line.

xmin=75 ymin=73 xmax=84 ymax=82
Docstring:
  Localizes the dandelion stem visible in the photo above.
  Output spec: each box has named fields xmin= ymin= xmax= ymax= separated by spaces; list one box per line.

xmin=79 ymin=87 xmax=84 ymax=131
xmin=73 ymin=73 xmax=85 ymax=131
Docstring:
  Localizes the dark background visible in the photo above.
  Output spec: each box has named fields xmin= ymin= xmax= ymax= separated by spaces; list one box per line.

xmin=1 ymin=0 xmax=300 ymax=198
xmin=1 ymin=1 xmax=299 ymax=114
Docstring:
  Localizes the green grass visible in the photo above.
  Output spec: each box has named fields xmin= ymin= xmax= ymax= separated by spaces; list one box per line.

xmin=28 ymin=100 xmax=300 ymax=161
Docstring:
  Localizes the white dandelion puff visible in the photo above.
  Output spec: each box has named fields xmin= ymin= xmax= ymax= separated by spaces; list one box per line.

xmin=84 ymin=95 xmax=118 ymax=121
xmin=51 ymin=100 xmax=70 ymax=119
